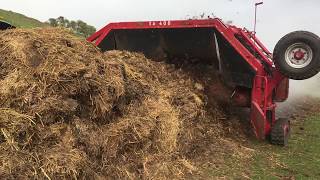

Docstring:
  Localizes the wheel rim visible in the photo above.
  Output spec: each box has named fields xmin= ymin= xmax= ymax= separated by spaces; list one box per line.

xmin=285 ymin=43 xmax=313 ymax=68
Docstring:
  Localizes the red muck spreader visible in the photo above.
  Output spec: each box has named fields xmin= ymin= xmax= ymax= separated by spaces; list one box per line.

xmin=87 ymin=18 xmax=320 ymax=145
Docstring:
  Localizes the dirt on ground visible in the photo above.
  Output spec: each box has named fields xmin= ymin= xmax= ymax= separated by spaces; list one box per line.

xmin=0 ymin=28 xmax=254 ymax=179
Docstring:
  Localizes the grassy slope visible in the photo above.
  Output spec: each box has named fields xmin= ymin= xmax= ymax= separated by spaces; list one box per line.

xmin=0 ymin=9 xmax=45 ymax=28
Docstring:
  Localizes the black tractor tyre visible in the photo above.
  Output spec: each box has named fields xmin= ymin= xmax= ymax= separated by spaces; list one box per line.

xmin=270 ymin=118 xmax=290 ymax=146
xmin=273 ymin=31 xmax=320 ymax=80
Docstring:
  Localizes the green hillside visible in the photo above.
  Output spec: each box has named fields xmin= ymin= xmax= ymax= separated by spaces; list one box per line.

xmin=0 ymin=9 xmax=46 ymax=28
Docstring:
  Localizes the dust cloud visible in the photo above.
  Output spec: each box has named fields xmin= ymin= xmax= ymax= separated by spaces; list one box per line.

xmin=289 ymin=74 xmax=320 ymax=99
xmin=276 ymin=74 xmax=320 ymax=118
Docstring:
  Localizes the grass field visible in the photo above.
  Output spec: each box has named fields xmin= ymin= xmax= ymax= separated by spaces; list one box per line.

xmin=0 ymin=9 xmax=45 ymax=28
xmin=201 ymin=113 xmax=320 ymax=179
xmin=194 ymin=96 xmax=320 ymax=180
xmin=251 ymin=114 xmax=320 ymax=179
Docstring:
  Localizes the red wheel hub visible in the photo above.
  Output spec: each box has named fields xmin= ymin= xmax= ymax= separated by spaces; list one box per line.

xmin=293 ymin=50 xmax=305 ymax=60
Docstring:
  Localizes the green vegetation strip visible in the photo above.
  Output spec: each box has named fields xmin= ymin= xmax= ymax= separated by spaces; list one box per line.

xmin=0 ymin=9 xmax=45 ymax=28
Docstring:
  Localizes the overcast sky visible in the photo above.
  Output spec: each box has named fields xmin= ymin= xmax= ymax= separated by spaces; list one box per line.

xmin=2 ymin=0 xmax=320 ymax=50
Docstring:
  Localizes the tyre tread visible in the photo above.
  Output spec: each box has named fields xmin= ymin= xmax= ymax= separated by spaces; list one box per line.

xmin=270 ymin=118 xmax=290 ymax=146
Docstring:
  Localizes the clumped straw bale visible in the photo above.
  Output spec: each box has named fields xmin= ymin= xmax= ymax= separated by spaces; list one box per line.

xmin=0 ymin=28 xmax=250 ymax=179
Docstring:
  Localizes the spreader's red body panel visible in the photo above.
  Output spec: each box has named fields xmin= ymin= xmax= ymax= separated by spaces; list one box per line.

xmin=88 ymin=18 xmax=289 ymax=140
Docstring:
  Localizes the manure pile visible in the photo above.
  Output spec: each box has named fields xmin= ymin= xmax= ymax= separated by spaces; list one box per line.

xmin=0 ymin=28 xmax=252 ymax=179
